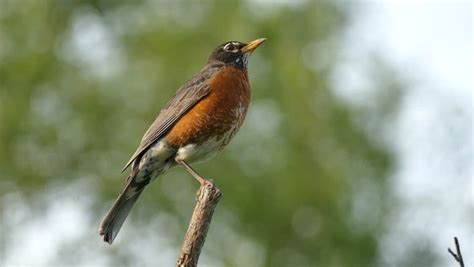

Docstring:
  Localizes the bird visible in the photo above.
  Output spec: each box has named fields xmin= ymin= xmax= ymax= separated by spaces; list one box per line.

xmin=99 ymin=38 xmax=266 ymax=244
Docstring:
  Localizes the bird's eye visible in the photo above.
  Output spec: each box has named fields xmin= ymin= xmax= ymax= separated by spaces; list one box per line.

xmin=223 ymin=43 xmax=238 ymax=52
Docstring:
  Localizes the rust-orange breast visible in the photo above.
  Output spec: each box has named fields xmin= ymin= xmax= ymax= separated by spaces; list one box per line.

xmin=166 ymin=66 xmax=251 ymax=147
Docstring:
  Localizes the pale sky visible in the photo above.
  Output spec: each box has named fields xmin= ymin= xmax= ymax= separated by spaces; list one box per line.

xmin=335 ymin=1 xmax=473 ymax=266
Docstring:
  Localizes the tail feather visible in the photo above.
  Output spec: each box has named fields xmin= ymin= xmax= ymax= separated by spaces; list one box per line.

xmin=99 ymin=176 xmax=148 ymax=244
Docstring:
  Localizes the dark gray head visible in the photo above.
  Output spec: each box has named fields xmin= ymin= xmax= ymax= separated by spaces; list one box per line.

xmin=208 ymin=38 xmax=266 ymax=69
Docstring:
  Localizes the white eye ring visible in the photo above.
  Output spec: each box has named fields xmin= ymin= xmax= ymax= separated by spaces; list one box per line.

xmin=223 ymin=43 xmax=239 ymax=53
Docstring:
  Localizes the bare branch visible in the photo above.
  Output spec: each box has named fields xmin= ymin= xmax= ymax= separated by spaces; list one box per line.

xmin=177 ymin=180 xmax=222 ymax=267
xmin=448 ymin=237 xmax=464 ymax=267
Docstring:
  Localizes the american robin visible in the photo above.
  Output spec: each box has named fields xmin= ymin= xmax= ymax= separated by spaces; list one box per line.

xmin=99 ymin=38 xmax=266 ymax=244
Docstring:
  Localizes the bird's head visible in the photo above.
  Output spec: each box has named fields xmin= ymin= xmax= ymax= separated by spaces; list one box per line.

xmin=208 ymin=38 xmax=266 ymax=69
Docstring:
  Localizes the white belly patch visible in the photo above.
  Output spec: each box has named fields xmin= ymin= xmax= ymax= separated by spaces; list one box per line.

xmin=175 ymin=137 xmax=222 ymax=163
xmin=135 ymin=139 xmax=175 ymax=182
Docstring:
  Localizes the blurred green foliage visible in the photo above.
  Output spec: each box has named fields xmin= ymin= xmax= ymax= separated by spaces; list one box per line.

xmin=0 ymin=0 xmax=408 ymax=266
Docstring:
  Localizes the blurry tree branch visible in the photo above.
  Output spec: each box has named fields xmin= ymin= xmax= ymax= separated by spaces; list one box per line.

xmin=177 ymin=180 xmax=222 ymax=267
xmin=448 ymin=237 xmax=464 ymax=267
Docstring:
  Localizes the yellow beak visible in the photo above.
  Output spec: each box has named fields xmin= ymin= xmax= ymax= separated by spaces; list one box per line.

xmin=241 ymin=38 xmax=267 ymax=53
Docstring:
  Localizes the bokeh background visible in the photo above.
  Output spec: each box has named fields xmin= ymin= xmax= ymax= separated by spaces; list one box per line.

xmin=0 ymin=0 xmax=472 ymax=266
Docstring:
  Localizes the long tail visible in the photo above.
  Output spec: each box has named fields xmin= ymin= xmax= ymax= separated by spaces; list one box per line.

xmin=99 ymin=174 xmax=149 ymax=244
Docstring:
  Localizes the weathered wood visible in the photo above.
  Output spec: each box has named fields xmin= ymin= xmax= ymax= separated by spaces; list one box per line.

xmin=177 ymin=180 xmax=222 ymax=267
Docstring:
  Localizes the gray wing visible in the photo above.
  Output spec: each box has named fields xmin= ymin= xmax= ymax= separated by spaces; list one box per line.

xmin=121 ymin=63 xmax=223 ymax=172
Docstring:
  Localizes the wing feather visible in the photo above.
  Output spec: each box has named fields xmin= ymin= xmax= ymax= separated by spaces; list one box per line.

xmin=121 ymin=63 xmax=223 ymax=172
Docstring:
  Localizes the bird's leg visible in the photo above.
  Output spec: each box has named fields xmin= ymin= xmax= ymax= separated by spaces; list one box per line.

xmin=175 ymin=159 xmax=209 ymax=185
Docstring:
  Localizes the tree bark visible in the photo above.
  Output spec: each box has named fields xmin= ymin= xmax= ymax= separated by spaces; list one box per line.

xmin=448 ymin=237 xmax=464 ymax=267
xmin=177 ymin=180 xmax=222 ymax=267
